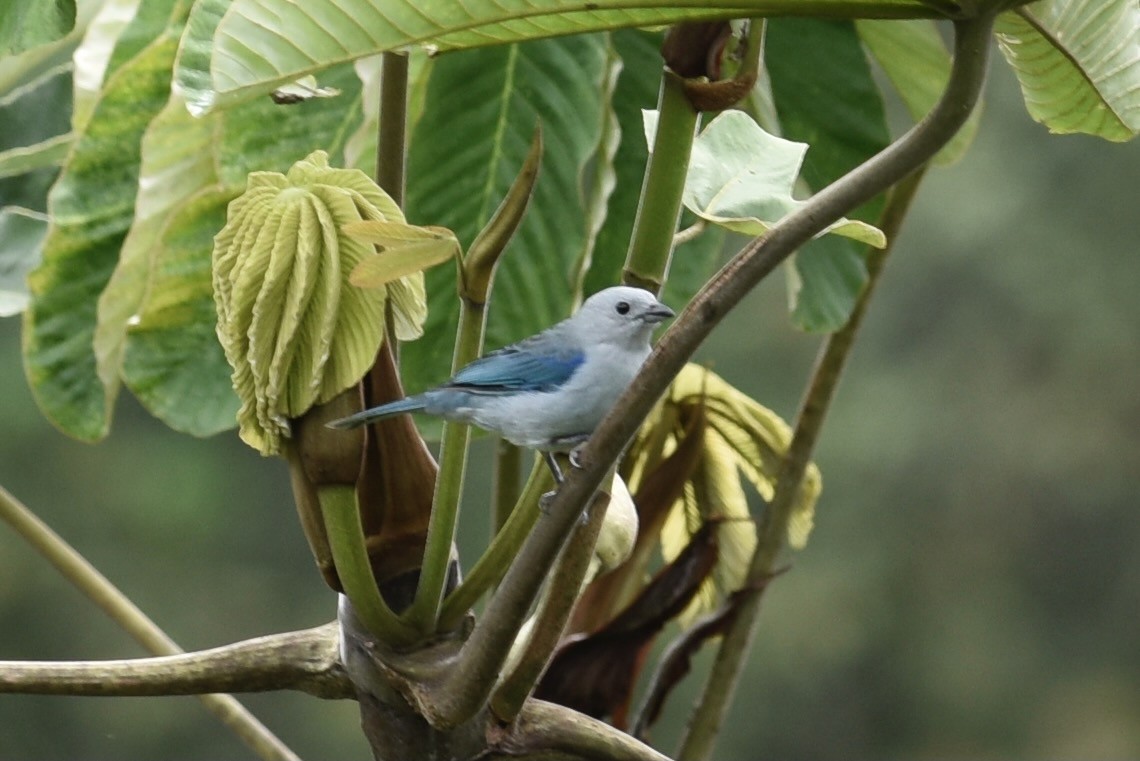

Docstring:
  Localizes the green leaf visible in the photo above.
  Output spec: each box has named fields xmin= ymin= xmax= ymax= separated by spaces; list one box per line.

xmin=995 ymin=0 xmax=1140 ymax=141
xmin=0 ymin=0 xmax=75 ymax=56
xmin=96 ymin=63 xmax=364 ymax=437
xmin=0 ymin=207 xmax=48 ymax=317
xmin=174 ymin=0 xmax=953 ymax=114
xmin=679 ymin=110 xmax=887 ymax=245
xmin=401 ymin=37 xmax=612 ymax=392
xmin=120 ymin=189 xmax=240 ymax=435
xmin=0 ymin=133 xmax=73 ymax=180
xmin=765 ymin=18 xmax=890 ymax=332
xmin=23 ymin=0 xmax=189 ymax=441
xmin=856 ymin=18 xmax=982 ymax=165
xmin=348 ymin=237 xmax=461 ymax=288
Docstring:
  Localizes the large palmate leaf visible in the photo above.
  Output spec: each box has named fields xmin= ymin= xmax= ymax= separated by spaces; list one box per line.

xmin=400 ymin=36 xmax=614 ymax=393
xmin=856 ymin=18 xmax=982 ymax=164
xmin=0 ymin=0 xmax=75 ymax=56
xmin=995 ymin=0 xmax=1140 ymax=141
xmin=174 ymin=0 xmax=953 ymax=114
xmin=766 ymin=18 xmax=890 ymax=333
xmin=23 ymin=0 xmax=191 ymax=441
xmin=98 ymin=64 xmax=363 ymax=437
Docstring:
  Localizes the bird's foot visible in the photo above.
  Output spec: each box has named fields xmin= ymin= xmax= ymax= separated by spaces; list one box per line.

xmin=542 ymin=451 xmax=565 ymax=485
xmin=568 ymin=446 xmax=585 ymax=470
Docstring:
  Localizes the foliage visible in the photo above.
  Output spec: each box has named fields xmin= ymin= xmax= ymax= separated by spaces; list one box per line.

xmin=0 ymin=0 xmax=1138 ymax=759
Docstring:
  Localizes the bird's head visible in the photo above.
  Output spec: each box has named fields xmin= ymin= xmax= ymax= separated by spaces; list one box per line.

xmin=573 ymin=286 xmax=675 ymax=348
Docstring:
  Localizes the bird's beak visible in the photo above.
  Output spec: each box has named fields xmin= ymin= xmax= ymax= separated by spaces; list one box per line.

xmin=640 ymin=302 xmax=675 ymax=324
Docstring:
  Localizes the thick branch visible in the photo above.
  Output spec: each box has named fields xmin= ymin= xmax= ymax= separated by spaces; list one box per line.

xmin=431 ymin=12 xmax=994 ymax=730
xmin=0 ymin=623 xmax=352 ymax=700
xmin=486 ymin=699 xmax=671 ymax=761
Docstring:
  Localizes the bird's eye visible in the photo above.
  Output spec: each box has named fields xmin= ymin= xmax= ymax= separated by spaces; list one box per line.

xmin=615 ymin=301 xmax=630 ymax=315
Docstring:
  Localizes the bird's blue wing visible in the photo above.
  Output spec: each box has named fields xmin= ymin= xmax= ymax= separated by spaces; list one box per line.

xmin=448 ymin=344 xmax=584 ymax=393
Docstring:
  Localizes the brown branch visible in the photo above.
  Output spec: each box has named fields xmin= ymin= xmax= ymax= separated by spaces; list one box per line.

xmin=429 ymin=13 xmax=995 ymax=732
xmin=0 ymin=622 xmax=352 ymax=700
xmin=485 ymin=699 xmax=671 ymax=761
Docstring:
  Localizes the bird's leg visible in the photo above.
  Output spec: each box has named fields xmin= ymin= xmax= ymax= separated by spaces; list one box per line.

xmin=542 ymin=451 xmax=565 ymax=485
xmin=539 ymin=451 xmax=563 ymax=513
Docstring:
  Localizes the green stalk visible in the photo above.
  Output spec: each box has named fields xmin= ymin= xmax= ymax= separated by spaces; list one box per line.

xmin=677 ymin=171 xmax=928 ymax=760
xmin=622 ymin=70 xmax=699 ymax=292
xmin=438 ymin=457 xmax=550 ymax=631
xmin=0 ymin=484 xmax=300 ymax=761
xmin=406 ymin=298 xmax=488 ymax=632
xmin=492 ymin=440 xmax=523 ymax=535
xmin=318 ymin=485 xmax=418 ymax=645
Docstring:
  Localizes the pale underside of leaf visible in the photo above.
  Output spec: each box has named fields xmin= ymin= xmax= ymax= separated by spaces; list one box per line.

xmin=995 ymin=0 xmax=1140 ymax=141
xmin=679 ymin=109 xmax=887 ymax=248
xmin=176 ymin=0 xmax=954 ymax=113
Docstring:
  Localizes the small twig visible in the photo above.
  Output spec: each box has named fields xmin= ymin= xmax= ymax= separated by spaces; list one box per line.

xmin=0 ymin=484 xmax=303 ymax=761
xmin=671 ymin=219 xmax=707 ymax=247
xmin=0 ymin=623 xmax=351 ymax=700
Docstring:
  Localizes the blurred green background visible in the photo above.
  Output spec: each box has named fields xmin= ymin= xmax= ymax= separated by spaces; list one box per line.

xmin=2 ymin=57 xmax=1139 ymax=760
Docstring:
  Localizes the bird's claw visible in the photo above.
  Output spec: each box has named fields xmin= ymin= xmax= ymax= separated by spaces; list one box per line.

xmin=539 ymin=490 xmax=558 ymax=513
xmin=568 ymin=447 xmax=584 ymax=470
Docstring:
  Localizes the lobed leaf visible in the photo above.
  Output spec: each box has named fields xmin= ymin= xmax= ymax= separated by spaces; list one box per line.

xmin=679 ymin=109 xmax=887 ymax=247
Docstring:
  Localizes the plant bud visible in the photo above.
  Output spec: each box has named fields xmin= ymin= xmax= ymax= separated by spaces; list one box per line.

xmin=212 ymin=151 xmax=426 ymax=454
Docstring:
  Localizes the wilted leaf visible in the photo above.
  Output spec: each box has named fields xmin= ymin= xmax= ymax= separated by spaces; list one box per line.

xmin=632 ymin=572 xmax=785 ymax=737
xmin=536 ymin=522 xmax=719 ymax=728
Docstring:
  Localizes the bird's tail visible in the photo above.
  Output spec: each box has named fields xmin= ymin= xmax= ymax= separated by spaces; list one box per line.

xmin=325 ymin=396 xmax=426 ymax=430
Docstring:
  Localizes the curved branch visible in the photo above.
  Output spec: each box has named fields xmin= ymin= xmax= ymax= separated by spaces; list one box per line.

xmin=431 ymin=12 xmax=995 ymax=731
xmin=486 ymin=699 xmax=671 ymax=761
xmin=0 ymin=484 xmax=304 ymax=761
xmin=0 ymin=623 xmax=352 ymax=700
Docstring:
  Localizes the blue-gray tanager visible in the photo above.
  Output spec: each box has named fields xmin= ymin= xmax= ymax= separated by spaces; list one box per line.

xmin=328 ymin=286 xmax=674 ymax=481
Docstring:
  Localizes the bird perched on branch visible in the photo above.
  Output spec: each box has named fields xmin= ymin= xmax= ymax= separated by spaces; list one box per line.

xmin=328 ymin=286 xmax=674 ymax=481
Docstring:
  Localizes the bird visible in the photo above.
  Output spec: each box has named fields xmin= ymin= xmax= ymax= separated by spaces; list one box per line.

xmin=327 ymin=286 xmax=674 ymax=482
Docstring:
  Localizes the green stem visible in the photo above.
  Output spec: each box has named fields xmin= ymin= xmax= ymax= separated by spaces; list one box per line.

xmin=490 ymin=487 xmax=611 ymax=723
xmin=622 ymin=70 xmax=698 ymax=293
xmin=407 ymin=298 xmax=488 ymax=632
xmin=492 ymin=439 xmax=523 ymax=535
xmin=677 ymin=171 xmax=928 ymax=761
xmin=438 ymin=457 xmax=550 ymax=632
xmin=0 ymin=484 xmax=301 ymax=761
xmin=319 ymin=485 xmax=418 ymax=645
